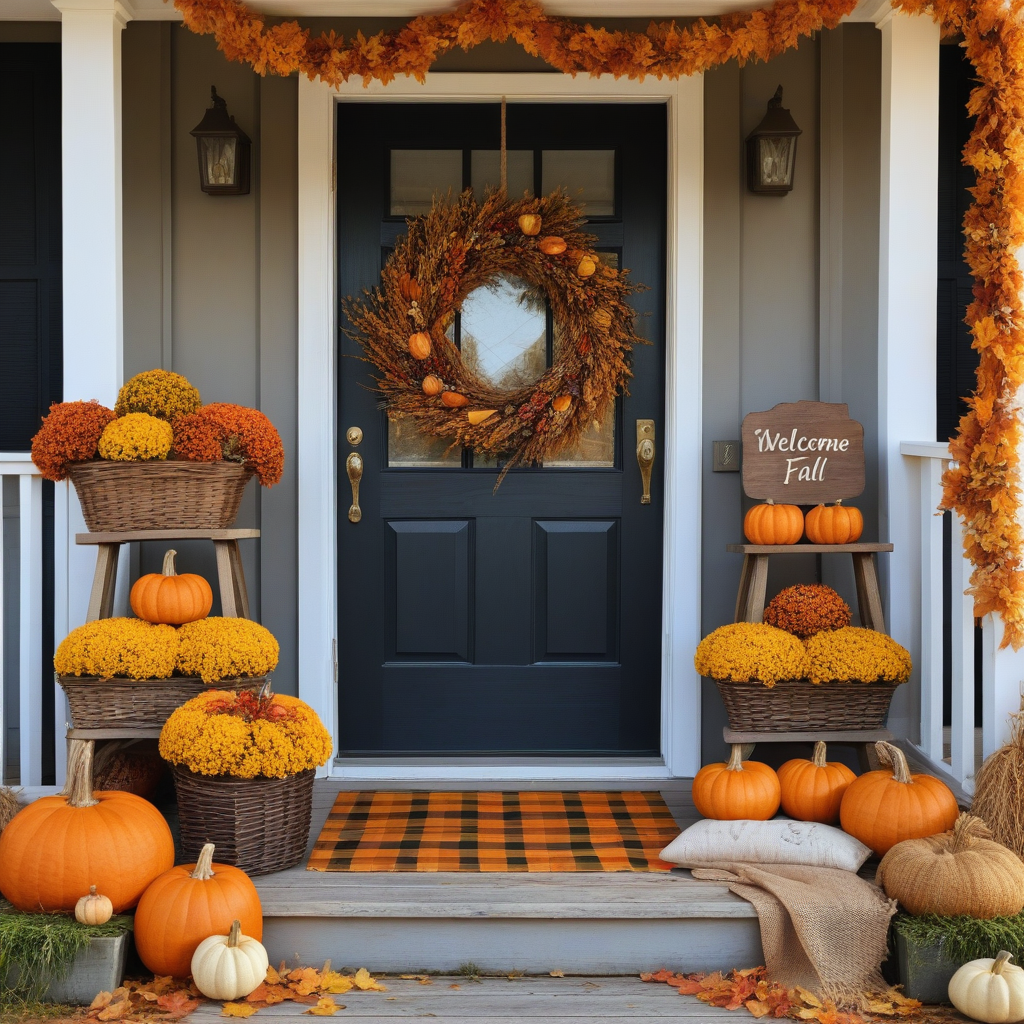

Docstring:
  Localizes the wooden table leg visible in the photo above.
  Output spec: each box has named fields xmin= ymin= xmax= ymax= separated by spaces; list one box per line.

xmin=214 ymin=540 xmax=238 ymax=618
xmin=227 ymin=540 xmax=250 ymax=620
xmin=86 ymin=543 xmax=120 ymax=622
xmin=734 ymin=555 xmax=755 ymax=623
xmin=741 ymin=554 xmax=770 ymax=623
xmin=852 ymin=552 xmax=886 ymax=632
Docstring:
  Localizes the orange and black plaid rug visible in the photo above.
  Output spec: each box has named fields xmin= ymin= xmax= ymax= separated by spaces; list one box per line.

xmin=307 ymin=791 xmax=681 ymax=872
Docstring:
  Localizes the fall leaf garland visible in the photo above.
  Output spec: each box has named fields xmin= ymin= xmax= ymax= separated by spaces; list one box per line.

xmin=171 ymin=0 xmax=861 ymax=87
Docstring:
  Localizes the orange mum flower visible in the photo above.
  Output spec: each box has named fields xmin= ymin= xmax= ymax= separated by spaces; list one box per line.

xmin=175 ymin=403 xmax=284 ymax=487
xmin=763 ymin=584 xmax=851 ymax=639
xmin=31 ymin=401 xmax=116 ymax=482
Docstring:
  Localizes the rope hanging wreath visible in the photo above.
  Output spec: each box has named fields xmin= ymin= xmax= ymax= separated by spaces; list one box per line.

xmin=346 ymin=184 xmax=644 ymax=480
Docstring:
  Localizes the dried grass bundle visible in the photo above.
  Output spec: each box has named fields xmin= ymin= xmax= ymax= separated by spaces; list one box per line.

xmin=973 ymin=709 xmax=1024 ymax=860
xmin=0 ymin=786 xmax=21 ymax=835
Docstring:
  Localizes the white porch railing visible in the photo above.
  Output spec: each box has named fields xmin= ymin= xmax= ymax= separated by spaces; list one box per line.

xmin=901 ymin=441 xmax=1023 ymax=792
xmin=0 ymin=453 xmax=44 ymax=787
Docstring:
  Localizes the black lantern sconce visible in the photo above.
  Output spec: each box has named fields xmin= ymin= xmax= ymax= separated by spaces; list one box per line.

xmin=746 ymin=86 xmax=802 ymax=195
xmin=190 ymin=87 xmax=251 ymax=196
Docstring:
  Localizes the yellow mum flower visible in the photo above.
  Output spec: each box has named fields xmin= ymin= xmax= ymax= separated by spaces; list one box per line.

xmin=98 ymin=413 xmax=173 ymax=461
xmin=805 ymin=626 xmax=912 ymax=685
xmin=54 ymin=618 xmax=178 ymax=679
xmin=694 ymin=622 xmax=810 ymax=688
xmin=159 ymin=689 xmax=333 ymax=778
xmin=115 ymin=369 xmax=201 ymax=420
xmin=176 ymin=617 xmax=280 ymax=683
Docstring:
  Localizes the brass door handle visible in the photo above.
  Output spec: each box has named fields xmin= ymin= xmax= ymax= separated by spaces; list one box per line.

xmin=636 ymin=419 xmax=655 ymax=505
xmin=346 ymin=452 xmax=363 ymax=522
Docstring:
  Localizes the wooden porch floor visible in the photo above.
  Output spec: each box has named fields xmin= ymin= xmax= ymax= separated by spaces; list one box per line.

xmin=188 ymin=976 xmax=738 ymax=1022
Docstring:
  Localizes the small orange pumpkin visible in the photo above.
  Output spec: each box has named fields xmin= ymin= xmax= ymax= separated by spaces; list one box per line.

xmin=839 ymin=741 xmax=959 ymax=855
xmin=692 ymin=745 xmax=781 ymax=821
xmin=778 ymin=741 xmax=857 ymax=824
xmin=577 ymin=256 xmax=597 ymax=278
xmin=804 ymin=503 xmax=864 ymax=545
xmin=518 ymin=213 xmax=542 ymax=236
xmin=441 ymin=392 xmax=469 ymax=408
xmin=552 ymin=395 xmax=572 ymax=413
xmin=408 ymin=332 xmax=432 ymax=360
xmin=422 ymin=375 xmax=444 ymax=396
xmin=538 ymin=236 xmax=567 ymax=256
xmin=399 ymin=273 xmax=421 ymax=302
xmin=130 ymin=549 xmax=213 ymax=626
xmin=743 ymin=501 xmax=804 ymax=545
xmin=134 ymin=842 xmax=263 ymax=978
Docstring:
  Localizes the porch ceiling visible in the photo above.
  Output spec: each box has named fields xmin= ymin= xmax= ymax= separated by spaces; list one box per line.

xmin=13 ymin=0 xmax=889 ymax=24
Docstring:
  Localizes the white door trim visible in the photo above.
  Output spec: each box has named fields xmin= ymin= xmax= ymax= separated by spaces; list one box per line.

xmin=296 ymin=72 xmax=704 ymax=781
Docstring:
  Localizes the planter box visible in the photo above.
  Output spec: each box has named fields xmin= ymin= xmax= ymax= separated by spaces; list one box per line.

xmin=7 ymin=933 xmax=129 ymax=1005
xmin=895 ymin=930 xmax=957 ymax=1004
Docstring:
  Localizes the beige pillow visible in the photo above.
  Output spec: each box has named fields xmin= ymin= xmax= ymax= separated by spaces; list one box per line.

xmin=660 ymin=818 xmax=871 ymax=873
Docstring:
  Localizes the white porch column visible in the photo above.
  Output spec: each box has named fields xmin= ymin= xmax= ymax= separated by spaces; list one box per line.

xmin=51 ymin=0 xmax=132 ymax=781
xmin=875 ymin=5 xmax=940 ymax=741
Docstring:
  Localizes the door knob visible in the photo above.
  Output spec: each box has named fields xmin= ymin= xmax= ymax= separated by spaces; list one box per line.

xmin=346 ymin=452 xmax=363 ymax=523
xmin=636 ymin=419 xmax=655 ymax=505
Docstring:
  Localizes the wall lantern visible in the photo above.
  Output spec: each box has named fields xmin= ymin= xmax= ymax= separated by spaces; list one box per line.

xmin=746 ymin=86 xmax=802 ymax=195
xmin=190 ymin=87 xmax=251 ymax=196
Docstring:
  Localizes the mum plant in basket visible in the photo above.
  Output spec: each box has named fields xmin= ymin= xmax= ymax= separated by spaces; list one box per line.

xmin=31 ymin=369 xmax=284 ymax=531
xmin=159 ymin=688 xmax=332 ymax=875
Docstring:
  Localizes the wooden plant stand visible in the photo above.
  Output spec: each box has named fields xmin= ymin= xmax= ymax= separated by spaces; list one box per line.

xmin=723 ymin=541 xmax=895 ymax=769
xmin=77 ymin=528 xmax=259 ymax=622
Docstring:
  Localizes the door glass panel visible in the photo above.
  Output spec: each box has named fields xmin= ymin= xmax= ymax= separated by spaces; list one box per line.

xmin=388 ymin=413 xmax=461 ymax=468
xmin=542 ymin=150 xmax=615 ymax=216
xmin=390 ymin=149 xmax=462 ymax=216
xmin=461 ymin=275 xmax=547 ymax=389
xmin=471 ymin=150 xmax=534 ymax=201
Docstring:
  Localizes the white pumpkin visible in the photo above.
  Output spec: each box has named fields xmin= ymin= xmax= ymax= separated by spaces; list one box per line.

xmin=949 ymin=950 xmax=1024 ymax=1023
xmin=190 ymin=919 xmax=268 ymax=1001
xmin=75 ymin=885 xmax=113 ymax=926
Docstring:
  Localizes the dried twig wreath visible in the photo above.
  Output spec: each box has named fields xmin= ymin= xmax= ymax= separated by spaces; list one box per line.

xmin=346 ymin=187 xmax=644 ymax=482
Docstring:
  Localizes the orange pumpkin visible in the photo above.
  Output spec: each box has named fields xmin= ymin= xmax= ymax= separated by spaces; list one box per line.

xmin=421 ymin=375 xmax=444 ymax=396
xmin=577 ymin=256 xmax=597 ymax=278
xmin=408 ymin=332 xmax=432 ymax=360
xmin=804 ymin=503 xmax=864 ymax=545
xmin=840 ymin=741 xmax=959 ymax=855
xmin=778 ymin=741 xmax=857 ymax=824
xmin=134 ymin=842 xmax=263 ymax=978
xmin=399 ymin=273 xmax=421 ymax=302
xmin=0 ymin=741 xmax=173 ymax=913
xmin=743 ymin=502 xmax=804 ymax=545
xmin=518 ymin=213 xmax=542 ymax=236
xmin=130 ymin=549 xmax=213 ymax=626
xmin=538 ymin=236 xmax=567 ymax=256
xmin=552 ymin=395 xmax=572 ymax=413
xmin=692 ymin=745 xmax=781 ymax=821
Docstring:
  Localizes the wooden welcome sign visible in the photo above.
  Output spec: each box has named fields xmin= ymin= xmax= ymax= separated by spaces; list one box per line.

xmin=741 ymin=401 xmax=865 ymax=504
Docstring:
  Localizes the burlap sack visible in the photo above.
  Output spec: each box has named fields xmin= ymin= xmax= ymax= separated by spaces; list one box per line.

xmin=690 ymin=862 xmax=896 ymax=1005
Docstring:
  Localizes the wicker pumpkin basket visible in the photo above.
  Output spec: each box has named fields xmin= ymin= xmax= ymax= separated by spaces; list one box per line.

xmin=58 ymin=674 xmax=267 ymax=730
xmin=68 ymin=460 xmax=253 ymax=531
xmin=714 ymin=678 xmax=898 ymax=732
xmin=171 ymin=765 xmax=315 ymax=875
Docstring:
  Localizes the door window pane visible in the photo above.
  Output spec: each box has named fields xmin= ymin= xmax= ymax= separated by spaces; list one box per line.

xmin=390 ymin=150 xmax=462 ymax=216
xmin=542 ymin=150 xmax=615 ymax=216
xmin=461 ymin=275 xmax=547 ymax=389
xmin=471 ymin=150 xmax=534 ymax=201
xmin=543 ymin=405 xmax=615 ymax=468
xmin=388 ymin=413 xmax=462 ymax=468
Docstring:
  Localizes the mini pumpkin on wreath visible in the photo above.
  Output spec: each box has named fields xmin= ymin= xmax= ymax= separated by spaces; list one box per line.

xmin=346 ymin=187 xmax=644 ymax=483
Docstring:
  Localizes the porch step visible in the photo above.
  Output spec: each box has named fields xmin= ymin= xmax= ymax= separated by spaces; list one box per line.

xmin=250 ymin=782 xmax=762 ymax=975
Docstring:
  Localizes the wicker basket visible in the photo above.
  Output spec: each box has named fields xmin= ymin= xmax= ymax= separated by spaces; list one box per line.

xmin=68 ymin=460 xmax=253 ymax=531
xmin=714 ymin=678 xmax=899 ymax=732
xmin=58 ymin=674 xmax=267 ymax=730
xmin=171 ymin=765 xmax=315 ymax=875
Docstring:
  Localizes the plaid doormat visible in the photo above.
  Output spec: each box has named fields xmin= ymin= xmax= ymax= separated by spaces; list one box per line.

xmin=307 ymin=791 xmax=681 ymax=872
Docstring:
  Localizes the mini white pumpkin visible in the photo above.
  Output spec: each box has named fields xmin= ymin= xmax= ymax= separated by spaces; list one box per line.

xmin=949 ymin=950 xmax=1024 ymax=1023
xmin=75 ymin=885 xmax=113 ymax=926
xmin=190 ymin=919 xmax=268 ymax=1001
